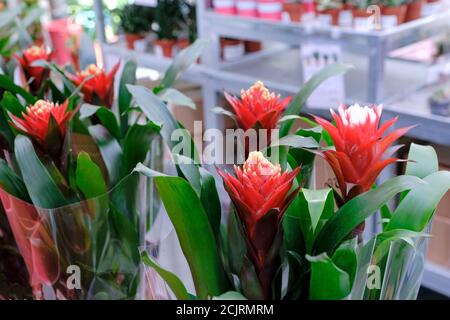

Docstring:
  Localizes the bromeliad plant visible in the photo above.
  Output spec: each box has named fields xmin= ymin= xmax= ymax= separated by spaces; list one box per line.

xmin=136 ymin=64 xmax=450 ymax=300
xmin=0 ymin=39 xmax=205 ymax=299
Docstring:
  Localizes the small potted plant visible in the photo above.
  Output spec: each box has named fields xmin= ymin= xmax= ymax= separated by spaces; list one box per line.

xmin=381 ymin=0 xmax=407 ymax=25
xmin=316 ymin=0 xmax=343 ymax=25
xmin=154 ymin=0 xmax=185 ymax=58
xmin=118 ymin=4 xmax=154 ymax=50
xmin=405 ymin=0 xmax=424 ymax=21
xmin=351 ymin=0 xmax=374 ymax=24
xmin=429 ymin=87 xmax=450 ymax=116
xmin=282 ymin=0 xmax=304 ymax=22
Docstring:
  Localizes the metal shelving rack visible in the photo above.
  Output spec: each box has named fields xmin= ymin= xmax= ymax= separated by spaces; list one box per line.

xmin=197 ymin=0 xmax=450 ymax=130
xmin=93 ymin=0 xmax=450 ymax=297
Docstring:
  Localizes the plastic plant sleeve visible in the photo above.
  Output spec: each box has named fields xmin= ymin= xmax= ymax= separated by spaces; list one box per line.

xmin=0 ymin=170 xmax=150 ymax=300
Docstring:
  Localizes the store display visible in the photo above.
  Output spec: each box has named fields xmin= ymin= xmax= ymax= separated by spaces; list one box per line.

xmin=1 ymin=0 xmax=450 ymax=305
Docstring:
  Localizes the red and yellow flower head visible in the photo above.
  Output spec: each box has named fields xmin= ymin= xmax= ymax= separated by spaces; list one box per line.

xmin=225 ymin=81 xmax=291 ymax=132
xmin=313 ymin=104 xmax=412 ymax=201
xmin=218 ymin=151 xmax=299 ymax=261
xmin=10 ymin=100 xmax=73 ymax=148
xmin=68 ymin=62 xmax=120 ymax=108
xmin=14 ymin=46 xmax=51 ymax=93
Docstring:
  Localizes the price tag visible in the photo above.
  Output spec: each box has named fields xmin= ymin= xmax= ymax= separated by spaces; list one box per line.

xmin=301 ymin=42 xmax=345 ymax=108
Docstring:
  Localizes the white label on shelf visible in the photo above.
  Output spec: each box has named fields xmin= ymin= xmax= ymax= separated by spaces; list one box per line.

xmin=381 ymin=15 xmax=397 ymax=29
xmin=223 ymin=43 xmax=245 ymax=61
xmin=301 ymin=42 xmax=345 ymax=108
xmin=317 ymin=14 xmax=332 ymax=26
xmin=422 ymin=2 xmax=442 ymax=16
xmin=154 ymin=45 xmax=164 ymax=58
xmin=353 ymin=17 xmax=373 ymax=31
xmin=134 ymin=0 xmax=157 ymax=7
xmin=339 ymin=10 xmax=352 ymax=27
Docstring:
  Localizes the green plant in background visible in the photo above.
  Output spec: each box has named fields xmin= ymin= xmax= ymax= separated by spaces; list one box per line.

xmin=154 ymin=0 xmax=185 ymax=40
xmin=382 ymin=0 xmax=406 ymax=7
xmin=349 ymin=0 xmax=377 ymax=9
xmin=118 ymin=3 xmax=154 ymax=35
xmin=317 ymin=0 xmax=343 ymax=11
xmin=183 ymin=0 xmax=197 ymax=43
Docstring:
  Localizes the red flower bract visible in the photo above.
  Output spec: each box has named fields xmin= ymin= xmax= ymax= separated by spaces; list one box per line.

xmin=218 ymin=151 xmax=299 ymax=299
xmin=68 ymin=63 xmax=120 ymax=108
xmin=313 ymin=104 xmax=412 ymax=201
xmin=14 ymin=46 xmax=51 ymax=93
xmin=10 ymin=100 xmax=72 ymax=148
xmin=225 ymin=81 xmax=291 ymax=131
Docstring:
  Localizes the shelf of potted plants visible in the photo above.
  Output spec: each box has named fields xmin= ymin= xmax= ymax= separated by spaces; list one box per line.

xmin=94 ymin=0 xmax=205 ymax=85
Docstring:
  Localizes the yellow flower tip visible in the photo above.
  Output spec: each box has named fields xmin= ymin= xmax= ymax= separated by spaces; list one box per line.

xmin=244 ymin=151 xmax=281 ymax=177
xmin=24 ymin=45 xmax=45 ymax=58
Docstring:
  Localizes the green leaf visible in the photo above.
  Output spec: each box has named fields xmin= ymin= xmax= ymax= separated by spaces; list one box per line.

xmin=386 ymin=171 xmax=450 ymax=232
xmin=270 ymin=134 xmax=320 ymax=149
xmin=118 ymin=60 xmax=137 ymax=137
xmin=88 ymin=125 xmax=123 ymax=185
xmin=127 ymin=85 xmax=200 ymax=163
xmin=405 ymin=143 xmax=438 ymax=178
xmin=159 ymin=88 xmax=196 ymax=109
xmin=280 ymin=63 xmax=353 ymax=137
xmin=14 ymin=135 xmax=67 ymax=208
xmin=307 ymin=253 xmax=351 ymax=300
xmin=80 ymin=104 xmax=121 ymax=141
xmin=303 ymin=188 xmax=334 ymax=233
xmin=212 ymin=106 xmax=236 ymax=122
xmin=121 ymin=122 xmax=160 ymax=177
xmin=2 ymin=91 xmax=25 ymax=117
xmin=160 ymin=39 xmax=206 ymax=90
xmin=0 ymin=159 xmax=30 ymax=201
xmin=76 ymin=152 xmax=107 ymax=199
xmin=0 ymin=75 xmax=35 ymax=104
xmin=137 ymin=166 xmax=227 ymax=299
xmin=199 ymin=167 xmax=221 ymax=238
xmin=332 ymin=238 xmax=358 ymax=285
xmin=141 ymin=251 xmax=191 ymax=300
xmin=314 ymin=175 xmax=425 ymax=255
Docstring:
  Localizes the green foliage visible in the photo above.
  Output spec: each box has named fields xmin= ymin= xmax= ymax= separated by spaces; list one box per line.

xmin=118 ymin=4 xmax=154 ymax=35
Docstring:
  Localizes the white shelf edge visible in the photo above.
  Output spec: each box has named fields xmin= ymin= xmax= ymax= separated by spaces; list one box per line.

xmin=422 ymin=262 xmax=450 ymax=297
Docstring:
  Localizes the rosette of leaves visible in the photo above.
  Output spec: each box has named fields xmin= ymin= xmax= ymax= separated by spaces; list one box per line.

xmin=118 ymin=4 xmax=154 ymax=35
xmin=0 ymin=40 xmax=205 ymax=299
xmin=134 ymin=63 xmax=450 ymax=300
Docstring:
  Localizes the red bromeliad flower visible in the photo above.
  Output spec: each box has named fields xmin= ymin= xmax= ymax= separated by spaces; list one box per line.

xmin=14 ymin=46 xmax=51 ymax=94
xmin=218 ymin=151 xmax=300 ymax=298
xmin=225 ymin=81 xmax=291 ymax=132
xmin=68 ymin=63 xmax=120 ymax=108
xmin=9 ymin=100 xmax=73 ymax=156
xmin=313 ymin=104 xmax=412 ymax=203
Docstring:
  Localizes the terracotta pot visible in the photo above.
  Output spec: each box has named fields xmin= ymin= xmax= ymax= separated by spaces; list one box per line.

xmin=245 ymin=40 xmax=262 ymax=53
xmin=426 ymin=0 xmax=440 ymax=3
xmin=154 ymin=39 xmax=177 ymax=58
xmin=405 ymin=0 xmax=424 ymax=21
xmin=282 ymin=2 xmax=304 ymax=22
xmin=352 ymin=8 xmax=372 ymax=18
xmin=125 ymin=34 xmax=145 ymax=50
xmin=317 ymin=8 xmax=341 ymax=26
xmin=177 ymin=39 xmax=191 ymax=51
xmin=382 ymin=5 xmax=407 ymax=25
